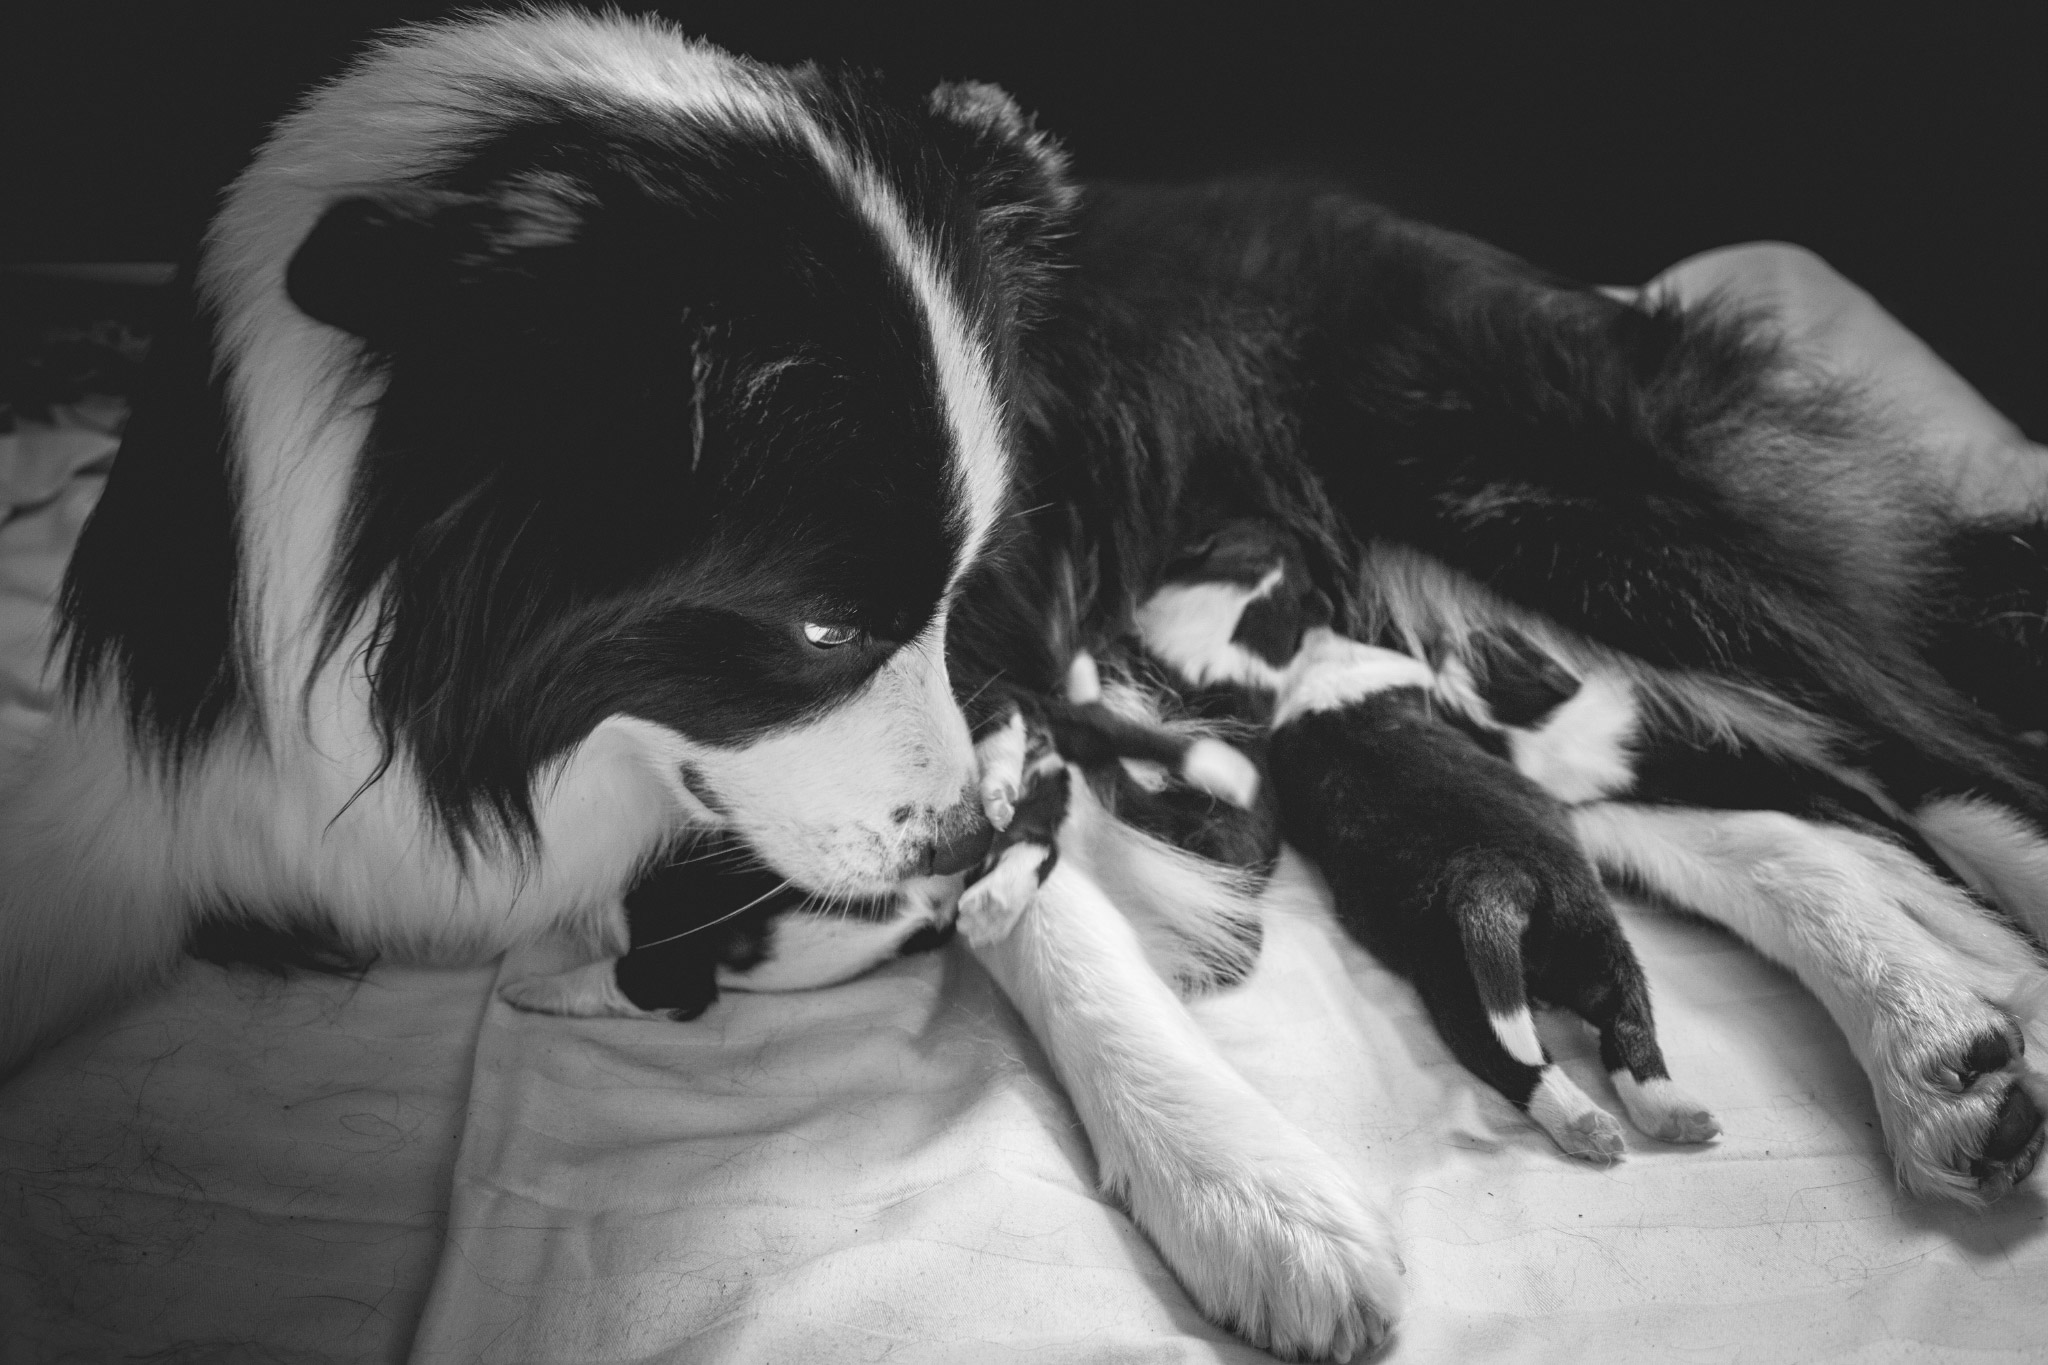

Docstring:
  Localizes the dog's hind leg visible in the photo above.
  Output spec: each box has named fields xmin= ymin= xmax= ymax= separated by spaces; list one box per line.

xmin=970 ymin=853 xmax=1402 ymax=1362
xmin=1575 ymin=802 xmax=2048 ymax=1202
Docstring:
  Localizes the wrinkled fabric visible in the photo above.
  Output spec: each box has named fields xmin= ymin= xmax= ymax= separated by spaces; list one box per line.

xmin=4 ymin=249 xmax=2045 ymax=1365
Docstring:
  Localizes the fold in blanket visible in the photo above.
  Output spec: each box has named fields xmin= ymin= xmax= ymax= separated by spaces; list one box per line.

xmin=4 ymin=256 xmax=2048 ymax=1364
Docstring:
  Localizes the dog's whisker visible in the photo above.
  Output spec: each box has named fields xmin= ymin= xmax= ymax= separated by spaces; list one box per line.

xmin=630 ymin=878 xmax=795 ymax=951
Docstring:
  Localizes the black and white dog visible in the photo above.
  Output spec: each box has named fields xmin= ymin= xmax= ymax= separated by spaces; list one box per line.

xmin=5 ymin=10 xmax=2048 ymax=1362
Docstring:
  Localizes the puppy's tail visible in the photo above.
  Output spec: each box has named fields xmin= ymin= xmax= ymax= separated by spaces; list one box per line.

xmin=1446 ymin=851 xmax=1546 ymax=1068
xmin=0 ymin=706 xmax=196 ymax=1080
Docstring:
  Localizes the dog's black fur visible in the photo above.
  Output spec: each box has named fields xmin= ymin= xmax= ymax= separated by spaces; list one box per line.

xmin=19 ymin=15 xmax=2048 ymax=1354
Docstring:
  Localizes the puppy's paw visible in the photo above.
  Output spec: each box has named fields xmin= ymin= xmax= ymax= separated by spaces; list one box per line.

xmin=975 ymin=707 xmax=1027 ymax=831
xmin=1181 ymin=737 xmax=1261 ymax=809
xmin=1122 ymin=1145 xmax=1404 ymax=1362
xmin=1527 ymin=1067 xmax=1626 ymax=1163
xmin=956 ymin=844 xmax=1045 ymax=947
xmin=1611 ymin=1072 xmax=1720 ymax=1144
xmin=499 ymin=960 xmax=668 ymax=1020
xmin=1875 ymin=1005 xmax=2045 ymax=1203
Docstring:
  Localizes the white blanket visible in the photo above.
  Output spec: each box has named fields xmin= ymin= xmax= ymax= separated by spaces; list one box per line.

xmin=4 ymin=250 xmax=2046 ymax=1364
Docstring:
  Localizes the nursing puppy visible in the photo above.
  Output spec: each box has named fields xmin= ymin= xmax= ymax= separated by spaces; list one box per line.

xmin=7 ymin=9 xmax=2048 ymax=1361
xmin=1138 ymin=522 xmax=1717 ymax=1159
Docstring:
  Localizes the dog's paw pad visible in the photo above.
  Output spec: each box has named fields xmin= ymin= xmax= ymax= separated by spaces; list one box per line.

xmin=1877 ymin=1003 xmax=2046 ymax=1202
xmin=1954 ymin=1024 xmax=2023 ymax=1090
xmin=1970 ymin=1082 xmax=2047 ymax=1195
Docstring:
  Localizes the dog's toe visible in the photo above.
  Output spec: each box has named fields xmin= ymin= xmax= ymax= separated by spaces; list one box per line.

xmin=1874 ymin=1000 xmax=2047 ymax=1203
xmin=1953 ymin=1023 xmax=2023 ymax=1091
xmin=1124 ymin=1145 xmax=1404 ymax=1362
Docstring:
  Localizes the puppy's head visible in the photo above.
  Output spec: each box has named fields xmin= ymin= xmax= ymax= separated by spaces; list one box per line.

xmin=272 ymin=29 xmax=1070 ymax=895
xmin=1138 ymin=520 xmax=1332 ymax=689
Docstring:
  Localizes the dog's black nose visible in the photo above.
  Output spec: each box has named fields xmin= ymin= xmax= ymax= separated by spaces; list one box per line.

xmin=923 ymin=814 xmax=995 ymax=876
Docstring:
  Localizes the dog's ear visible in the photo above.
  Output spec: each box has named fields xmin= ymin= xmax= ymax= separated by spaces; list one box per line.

xmin=926 ymin=81 xmax=1076 ymax=327
xmin=927 ymin=81 xmax=1077 ymax=213
xmin=286 ymin=174 xmax=593 ymax=344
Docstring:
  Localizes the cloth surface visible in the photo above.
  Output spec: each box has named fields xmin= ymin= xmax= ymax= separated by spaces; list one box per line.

xmin=3 ymin=248 xmax=2046 ymax=1365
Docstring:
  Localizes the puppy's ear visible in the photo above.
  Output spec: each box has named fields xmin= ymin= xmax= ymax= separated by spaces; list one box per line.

xmin=286 ymin=175 xmax=593 ymax=344
xmin=1469 ymin=628 xmax=1583 ymax=727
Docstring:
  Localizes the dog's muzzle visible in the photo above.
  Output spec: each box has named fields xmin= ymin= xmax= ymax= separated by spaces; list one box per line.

xmin=920 ymin=804 xmax=996 ymax=877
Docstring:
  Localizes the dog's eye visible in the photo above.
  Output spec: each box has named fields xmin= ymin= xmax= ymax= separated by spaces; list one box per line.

xmin=802 ymin=622 xmax=862 ymax=649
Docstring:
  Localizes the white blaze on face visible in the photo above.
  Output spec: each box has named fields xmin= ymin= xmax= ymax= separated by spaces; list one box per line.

xmin=796 ymin=133 xmax=1012 ymax=594
xmin=680 ymin=626 xmax=976 ymax=895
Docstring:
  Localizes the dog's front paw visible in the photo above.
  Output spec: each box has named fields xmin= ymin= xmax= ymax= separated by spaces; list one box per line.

xmin=1119 ymin=1142 xmax=1404 ymax=1362
xmin=1875 ymin=1008 xmax=2045 ymax=1202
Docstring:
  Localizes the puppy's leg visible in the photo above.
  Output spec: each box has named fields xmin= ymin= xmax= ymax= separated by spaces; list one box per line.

xmin=1542 ymin=917 xmax=1719 ymax=1144
xmin=1576 ymin=803 xmax=2047 ymax=1201
xmin=971 ymin=858 xmax=1403 ymax=1361
xmin=958 ymin=749 xmax=1069 ymax=949
xmin=1438 ymin=854 xmax=1628 ymax=1161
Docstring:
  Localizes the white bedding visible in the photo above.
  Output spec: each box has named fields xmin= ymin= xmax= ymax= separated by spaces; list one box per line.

xmin=4 ymin=249 xmax=2045 ymax=1364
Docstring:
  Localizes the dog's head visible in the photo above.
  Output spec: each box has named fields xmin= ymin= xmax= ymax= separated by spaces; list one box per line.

xmin=218 ymin=14 xmax=1075 ymax=895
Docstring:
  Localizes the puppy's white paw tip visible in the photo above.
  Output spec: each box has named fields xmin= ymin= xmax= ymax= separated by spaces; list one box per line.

xmin=956 ymin=859 xmax=1037 ymax=947
xmin=1562 ymin=1118 xmax=1628 ymax=1165
xmin=1614 ymin=1073 xmax=1720 ymax=1145
xmin=1183 ymin=738 xmax=1260 ymax=809
xmin=984 ymin=792 xmax=1015 ymax=831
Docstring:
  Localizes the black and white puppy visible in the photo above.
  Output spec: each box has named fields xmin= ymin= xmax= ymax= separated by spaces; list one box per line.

xmin=1137 ymin=521 xmax=1718 ymax=1159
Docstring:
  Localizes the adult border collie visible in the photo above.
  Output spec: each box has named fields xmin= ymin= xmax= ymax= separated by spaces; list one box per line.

xmin=3 ymin=10 xmax=2047 ymax=1361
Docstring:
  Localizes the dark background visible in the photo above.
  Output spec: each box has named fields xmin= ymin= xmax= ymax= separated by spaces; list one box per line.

xmin=4 ymin=2 xmax=2044 ymax=434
